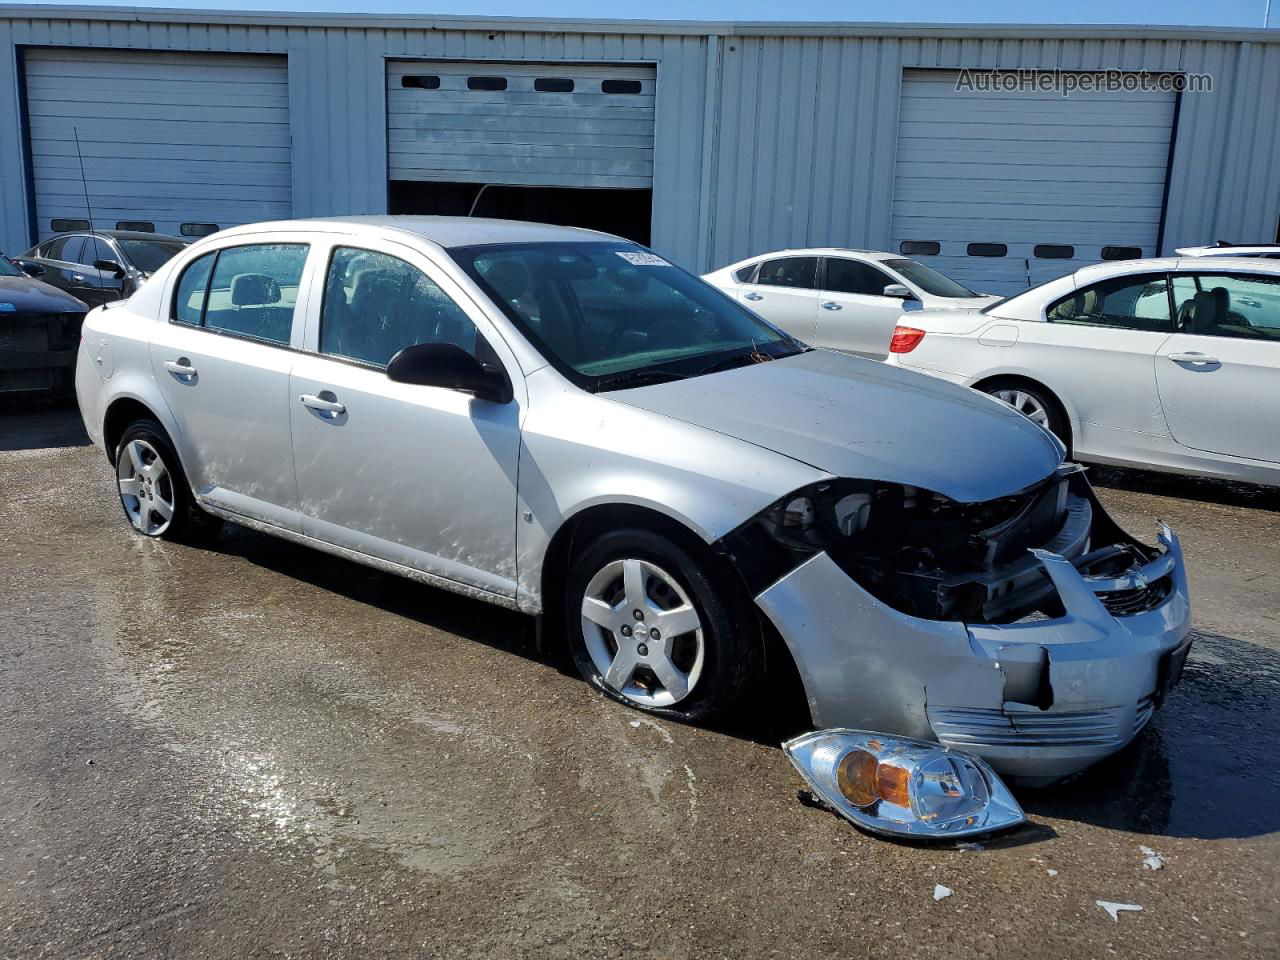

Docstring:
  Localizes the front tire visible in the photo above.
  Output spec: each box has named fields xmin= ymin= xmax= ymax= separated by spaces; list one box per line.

xmin=564 ymin=527 xmax=759 ymax=723
xmin=115 ymin=419 xmax=220 ymax=543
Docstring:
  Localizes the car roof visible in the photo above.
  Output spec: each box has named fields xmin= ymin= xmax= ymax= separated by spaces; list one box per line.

xmin=208 ymin=216 xmax=620 ymax=249
xmin=744 ymin=247 xmax=895 ymax=261
xmin=1175 ymin=244 xmax=1280 ymax=256
xmin=42 ymin=229 xmax=187 ymax=243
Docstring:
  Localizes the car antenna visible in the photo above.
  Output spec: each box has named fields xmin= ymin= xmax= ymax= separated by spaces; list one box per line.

xmin=72 ymin=125 xmax=103 ymax=264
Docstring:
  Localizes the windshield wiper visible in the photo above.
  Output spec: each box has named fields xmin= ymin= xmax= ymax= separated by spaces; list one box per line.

xmin=593 ymin=369 xmax=688 ymax=392
xmin=695 ymin=348 xmax=789 ymax=376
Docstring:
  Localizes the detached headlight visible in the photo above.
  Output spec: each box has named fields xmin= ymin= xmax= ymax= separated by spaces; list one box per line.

xmin=783 ymin=729 xmax=1025 ymax=839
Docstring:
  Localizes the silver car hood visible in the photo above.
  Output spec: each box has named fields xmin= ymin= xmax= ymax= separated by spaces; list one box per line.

xmin=610 ymin=349 xmax=1062 ymax=503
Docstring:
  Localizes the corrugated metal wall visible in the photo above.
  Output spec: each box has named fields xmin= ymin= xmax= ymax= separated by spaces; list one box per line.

xmin=1 ymin=11 xmax=1278 ymax=274
xmin=705 ymin=33 xmax=1280 ymax=270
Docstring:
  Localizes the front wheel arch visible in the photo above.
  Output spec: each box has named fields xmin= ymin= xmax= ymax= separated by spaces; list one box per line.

xmin=972 ymin=374 xmax=1073 ymax=455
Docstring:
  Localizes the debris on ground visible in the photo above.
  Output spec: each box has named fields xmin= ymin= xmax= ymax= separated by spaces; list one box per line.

xmin=1047 ymin=869 xmax=1058 ymax=877
xmin=933 ymin=884 xmax=953 ymax=902
xmin=955 ymin=842 xmax=983 ymax=852
xmin=1140 ymin=845 xmax=1167 ymax=870
xmin=1096 ymin=900 xmax=1143 ymax=921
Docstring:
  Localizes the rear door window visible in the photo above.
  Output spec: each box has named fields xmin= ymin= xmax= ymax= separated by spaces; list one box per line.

xmin=754 ymin=257 xmax=818 ymax=290
xmin=172 ymin=252 xmax=216 ymax=326
xmin=46 ymin=236 xmax=84 ymax=264
xmin=1046 ymin=274 xmax=1173 ymax=332
xmin=202 ymin=244 xmax=310 ymax=346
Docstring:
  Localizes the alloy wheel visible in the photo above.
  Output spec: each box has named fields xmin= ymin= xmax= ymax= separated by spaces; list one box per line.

xmin=117 ymin=438 xmax=176 ymax=536
xmin=992 ymin=388 xmax=1050 ymax=428
xmin=580 ymin=558 xmax=705 ymax=707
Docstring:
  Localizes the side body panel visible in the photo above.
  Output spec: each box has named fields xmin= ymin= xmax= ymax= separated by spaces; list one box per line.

xmin=513 ymin=368 xmax=826 ymax=611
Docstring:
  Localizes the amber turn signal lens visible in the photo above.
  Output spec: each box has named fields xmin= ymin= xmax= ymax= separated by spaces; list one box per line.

xmin=877 ymin=762 xmax=912 ymax=808
xmin=835 ymin=749 xmax=880 ymax=807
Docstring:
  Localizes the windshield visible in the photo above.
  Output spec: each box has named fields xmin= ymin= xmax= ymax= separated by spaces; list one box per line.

xmin=0 ymin=255 xmax=21 ymax=278
xmin=452 ymin=242 xmax=804 ymax=391
xmin=882 ymin=259 xmax=980 ymax=298
xmin=118 ymin=238 xmax=188 ymax=273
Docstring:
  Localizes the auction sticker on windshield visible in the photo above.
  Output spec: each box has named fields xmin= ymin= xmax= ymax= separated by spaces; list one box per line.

xmin=616 ymin=251 xmax=671 ymax=267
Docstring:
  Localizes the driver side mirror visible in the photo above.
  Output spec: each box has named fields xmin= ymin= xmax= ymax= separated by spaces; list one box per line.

xmin=16 ymin=259 xmax=45 ymax=277
xmin=386 ymin=342 xmax=513 ymax=404
xmin=94 ymin=259 xmax=127 ymax=279
xmin=883 ymin=283 xmax=914 ymax=299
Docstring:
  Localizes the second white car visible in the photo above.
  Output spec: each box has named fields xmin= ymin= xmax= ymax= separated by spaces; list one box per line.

xmin=702 ymin=248 xmax=996 ymax=357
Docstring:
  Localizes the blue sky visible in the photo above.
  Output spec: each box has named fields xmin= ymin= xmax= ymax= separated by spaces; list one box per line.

xmin=27 ymin=0 xmax=1280 ymax=28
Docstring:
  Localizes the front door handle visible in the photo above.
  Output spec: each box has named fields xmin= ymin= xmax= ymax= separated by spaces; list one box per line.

xmin=163 ymin=358 xmax=197 ymax=380
xmin=744 ymin=292 xmax=764 ymax=301
xmin=300 ymin=393 xmax=346 ymax=416
xmin=821 ymin=301 xmax=843 ymax=311
xmin=1167 ymin=352 xmax=1220 ymax=365
xmin=72 ymin=273 xmax=86 ymax=283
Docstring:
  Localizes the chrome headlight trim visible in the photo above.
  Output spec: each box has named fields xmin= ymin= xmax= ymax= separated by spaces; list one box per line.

xmin=783 ymin=728 xmax=1026 ymax=839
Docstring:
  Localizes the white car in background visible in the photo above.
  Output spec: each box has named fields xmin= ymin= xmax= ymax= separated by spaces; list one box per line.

xmin=702 ymin=248 xmax=997 ymax=357
xmin=1175 ymin=242 xmax=1280 ymax=259
xmin=885 ymin=256 xmax=1280 ymax=486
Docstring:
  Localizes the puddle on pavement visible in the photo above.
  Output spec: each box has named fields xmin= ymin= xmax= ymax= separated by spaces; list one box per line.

xmin=88 ymin=535 xmax=550 ymax=880
xmin=1021 ymin=631 xmax=1280 ymax=840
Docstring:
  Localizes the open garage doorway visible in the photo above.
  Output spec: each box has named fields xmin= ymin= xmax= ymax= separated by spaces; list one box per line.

xmin=388 ymin=181 xmax=652 ymax=245
xmin=386 ymin=59 xmax=655 ymax=246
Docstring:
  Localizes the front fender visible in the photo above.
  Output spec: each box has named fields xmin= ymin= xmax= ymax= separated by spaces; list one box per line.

xmin=513 ymin=370 xmax=824 ymax=611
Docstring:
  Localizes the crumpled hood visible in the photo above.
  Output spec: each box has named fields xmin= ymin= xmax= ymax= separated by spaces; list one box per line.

xmin=611 ymin=349 xmax=1063 ymax=503
xmin=0 ymin=274 xmax=87 ymax=314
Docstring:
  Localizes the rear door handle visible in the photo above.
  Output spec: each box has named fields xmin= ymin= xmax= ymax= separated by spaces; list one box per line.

xmin=300 ymin=393 xmax=346 ymax=416
xmin=72 ymin=274 xmax=85 ymax=282
xmin=1167 ymin=352 xmax=1220 ymax=365
xmin=744 ymin=292 xmax=764 ymax=301
xmin=821 ymin=301 xmax=843 ymax=310
xmin=163 ymin=358 xmax=197 ymax=380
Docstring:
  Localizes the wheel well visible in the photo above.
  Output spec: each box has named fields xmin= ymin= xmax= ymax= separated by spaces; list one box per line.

xmin=972 ymin=374 xmax=1073 ymax=454
xmin=103 ymin=398 xmax=160 ymax=465
xmin=539 ymin=504 xmax=746 ymax=649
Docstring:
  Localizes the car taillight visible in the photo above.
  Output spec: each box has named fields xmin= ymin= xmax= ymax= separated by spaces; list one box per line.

xmin=889 ymin=326 xmax=926 ymax=354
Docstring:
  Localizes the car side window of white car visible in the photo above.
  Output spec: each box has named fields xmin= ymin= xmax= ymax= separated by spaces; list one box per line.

xmin=318 ymin=246 xmax=480 ymax=368
xmin=171 ymin=243 xmax=310 ymax=347
xmin=754 ymin=256 xmax=818 ymax=290
xmin=1171 ymin=273 xmax=1280 ymax=342
xmin=823 ymin=258 xmax=894 ymax=297
xmin=1046 ymin=274 xmax=1173 ymax=333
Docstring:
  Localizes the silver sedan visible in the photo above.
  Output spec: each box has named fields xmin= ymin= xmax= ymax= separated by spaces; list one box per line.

xmin=74 ymin=217 xmax=1192 ymax=783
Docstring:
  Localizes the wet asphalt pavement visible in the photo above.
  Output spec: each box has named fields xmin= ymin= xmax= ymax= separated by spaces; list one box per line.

xmin=2 ymin=404 xmax=1278 ymax=959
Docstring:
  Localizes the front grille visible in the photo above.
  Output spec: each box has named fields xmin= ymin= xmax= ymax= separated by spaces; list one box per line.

xmin=1098 ymin=575 xmax=1172 ymax=616
xmin=0 ymin=314 xmax=51 ymax=353
xmin=930 ymin=705 xmax=1129 ymax=748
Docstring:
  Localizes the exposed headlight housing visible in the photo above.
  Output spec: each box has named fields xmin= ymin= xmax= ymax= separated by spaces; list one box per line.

xmin=783 ymin=729 xmax=1025 ymax=839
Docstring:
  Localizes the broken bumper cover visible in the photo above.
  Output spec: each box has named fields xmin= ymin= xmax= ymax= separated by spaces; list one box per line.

xmin=755 ymin=525 xmax=1191 ymax=783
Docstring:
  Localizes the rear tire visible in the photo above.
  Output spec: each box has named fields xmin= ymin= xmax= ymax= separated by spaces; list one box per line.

xmin=564 ymin=527 xmax=759 ymax=724
xmin=982 ymin=379 xmax=1069 ymax=448
xmin=115 ymin=419 xmax=221 ymax=543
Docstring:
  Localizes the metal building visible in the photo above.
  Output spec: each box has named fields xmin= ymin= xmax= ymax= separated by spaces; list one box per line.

xmin=2 ymin=6 xmax=1278 ymax=292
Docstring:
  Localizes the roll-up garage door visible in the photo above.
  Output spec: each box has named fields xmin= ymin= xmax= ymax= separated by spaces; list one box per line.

xmin=24 ymin=49 xmax=292 ymax=241
xmin=387 ymin=60 xmax=656 ymax=189
xmin=891 ymin=69 xmax=1177 ymax=296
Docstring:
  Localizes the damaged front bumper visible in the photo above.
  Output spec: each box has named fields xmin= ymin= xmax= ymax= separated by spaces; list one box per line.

xmin=756 ymin=515 xmax=1191 ymax=784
